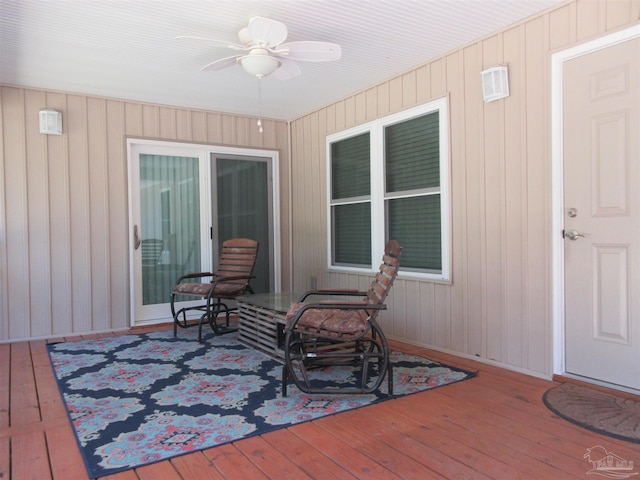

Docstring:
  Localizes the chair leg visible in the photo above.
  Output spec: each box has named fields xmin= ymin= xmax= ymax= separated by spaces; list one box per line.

xmin=282 ymin=363 xmax=288 ymax=397
xmin=206 ymin=300 xmax=238 ymax=336
xmin=197 ymin=312 xmax=210 ymax=343
xmin=171 ymin=293 xmax=178 ymax=337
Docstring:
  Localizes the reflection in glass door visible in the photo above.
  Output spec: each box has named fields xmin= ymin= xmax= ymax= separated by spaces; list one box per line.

xmin=214 ymin=156 xmax=272 ymax=294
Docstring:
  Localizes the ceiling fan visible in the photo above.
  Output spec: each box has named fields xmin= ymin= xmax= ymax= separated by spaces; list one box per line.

xmin=176 ymin=16 xmax=342 ymax=80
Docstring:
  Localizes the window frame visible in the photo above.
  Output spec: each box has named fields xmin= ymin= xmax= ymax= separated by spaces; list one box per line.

xmin=326 ymin=97 xmax=451 ymax=282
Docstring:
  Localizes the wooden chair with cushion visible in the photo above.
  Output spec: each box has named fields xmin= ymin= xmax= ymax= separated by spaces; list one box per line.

xmin=170 ymin=237 xmax=259 ymax=343
xmin=282 ymin=240 xmax=402 ymax=396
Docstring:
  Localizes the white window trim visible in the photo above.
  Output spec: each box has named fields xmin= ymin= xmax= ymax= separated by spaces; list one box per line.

xmin=326 ymin=97 xmax=451 ymax=282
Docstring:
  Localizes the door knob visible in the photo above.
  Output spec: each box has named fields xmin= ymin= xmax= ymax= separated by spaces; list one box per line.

xmin=564 ymin=229 xmax=585 ymax=241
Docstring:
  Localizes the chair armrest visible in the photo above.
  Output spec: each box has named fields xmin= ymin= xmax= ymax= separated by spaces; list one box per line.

xmin=175 ymin=272 xmax=213 ymax=283
xmin=317 ymin=300 xmax=369 ymax=305
xmin=300 ymin=302 xmax=386 ymax=311
xmin=298 ymin=289 xmax=367 ymax=302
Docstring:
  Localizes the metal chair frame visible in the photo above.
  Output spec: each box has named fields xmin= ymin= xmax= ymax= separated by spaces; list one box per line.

xmin=282 ymin=240 xmax=401 ymax=396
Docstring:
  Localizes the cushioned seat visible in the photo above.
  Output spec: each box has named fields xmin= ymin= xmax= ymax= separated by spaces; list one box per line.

xmin=286 ymin=303 xmax=369 ymax=337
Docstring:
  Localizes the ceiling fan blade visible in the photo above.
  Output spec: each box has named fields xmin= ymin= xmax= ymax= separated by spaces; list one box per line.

xmin=176 ymin=35 xmax=246 ymax=51
xmin=271 ymin=58 xmax=302 ymax=80
xmin=201 ymin=55 xmax=241 ymax=72
xmin=248 ymin=16 xmax=288 ymax=47
xmin=275 ymin=41 xmax=342 ymax=61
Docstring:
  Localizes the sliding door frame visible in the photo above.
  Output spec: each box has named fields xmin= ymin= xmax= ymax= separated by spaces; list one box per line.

xmin=127 ymin=138 xmax=281 ymax=326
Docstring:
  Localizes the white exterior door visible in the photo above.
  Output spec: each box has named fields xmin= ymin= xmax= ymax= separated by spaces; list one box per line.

xmin=562 ymin=32 xmax=640 ymax=391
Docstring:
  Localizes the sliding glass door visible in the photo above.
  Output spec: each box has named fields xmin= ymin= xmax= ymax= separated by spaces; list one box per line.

xmin=213 ymin=155 xmax=272 ymax=294
xmin=128 ymin=140 xmax=279 ymax=326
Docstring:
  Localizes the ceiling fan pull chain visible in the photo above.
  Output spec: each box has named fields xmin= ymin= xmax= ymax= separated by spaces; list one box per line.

xmin=257 ymin=77 xmax=264 ymax=133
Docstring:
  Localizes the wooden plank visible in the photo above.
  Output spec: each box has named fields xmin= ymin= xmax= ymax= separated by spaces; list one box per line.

xmin=388 ymin=381 xmax=594 ymax=479
xmin=100 ymin=468 xmax=140 ymax=480
xmin=262 ymin=428 xmax=357 ymax=479
xmin=9 ymin=338 xmax=33 ymax=384
xmin=343 ymin=402 xmax=498 ymax=480
xmin=316 ymin=412 xmax=448 ymax=480
xmin=10 ymin=341 xmax=40 ymax=425
xmin=0 ymin=343 xmax=9 ymax=429
xmin=0 ymin=436 xmax=9 ymax=479
xmin=497 ymin=393 xmax=640 ymax=461
xmin=443 ymin=409 xmax=587 ymax=475
xmin=202 ymin=443 xmax=269 ymax=479
xmin=34 ymin=363 xmax=66 ymax=422
xmin=288 ymin=421 xmax=402 ymax=480
xmin=233 ymin=435 xmax=313 ymax=479
xmin=136 ymin=459 xmax=182 ymax=480
xmin=46 ymin=424 xmax=87 ymax=480
xmin=12 ymin=432 xmax=52 ymax=480
xmin=463 ymin=402 xmax=622 ymax=469
xmin=428 ymin=415 xmax=583 ymax=478
xmin=169 ymin=451 xmax=225 ymax=479
xmin=366 ymin=401 xmax=522 ymax=480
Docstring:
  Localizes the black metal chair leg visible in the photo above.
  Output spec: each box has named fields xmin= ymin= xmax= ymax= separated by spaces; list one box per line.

xmin=282 ymin=364 xmax=288 ymax=397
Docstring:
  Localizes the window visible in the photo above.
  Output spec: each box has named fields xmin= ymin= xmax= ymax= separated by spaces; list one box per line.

xmin=327 ymin=98 xmax=450 ymax=281
xmin=330 ymin=132 xmax=371 ymax=267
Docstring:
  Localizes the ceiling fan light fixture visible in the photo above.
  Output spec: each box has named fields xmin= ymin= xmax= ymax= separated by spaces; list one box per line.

xmin=238 ymin=49 xmax=281 ymax=77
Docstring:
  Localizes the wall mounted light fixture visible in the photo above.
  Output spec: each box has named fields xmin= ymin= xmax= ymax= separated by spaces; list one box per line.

xmin=39 ymin=109 xmax=63 ymax=135
xmin=481 ymin=66 xmax=509 ymax=103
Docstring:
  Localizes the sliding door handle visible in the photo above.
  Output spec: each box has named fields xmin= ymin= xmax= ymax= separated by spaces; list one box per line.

xmin=134 ymin=225 xmax=142 ymax=250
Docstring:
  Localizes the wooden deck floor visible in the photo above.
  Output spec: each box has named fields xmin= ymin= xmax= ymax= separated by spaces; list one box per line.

xmin=2 ymin=324 xmax=638 ymax=480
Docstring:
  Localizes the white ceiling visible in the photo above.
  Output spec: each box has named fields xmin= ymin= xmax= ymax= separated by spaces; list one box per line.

xmin=0 ymin=0 xmax=565 ymax=121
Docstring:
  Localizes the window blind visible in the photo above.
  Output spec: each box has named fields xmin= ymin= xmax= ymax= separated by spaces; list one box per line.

xmin=385 ymin=112 xmax=439 ymax=192
xmin=387 ymin=195 xmax=441 ymax=271
xmin=384 ymin=112 xmax=441 ymax=272
xmin=332 ymin=203 xmax=371 ymax=266
xmin=331 ymin=132 xmax=370 ymax=199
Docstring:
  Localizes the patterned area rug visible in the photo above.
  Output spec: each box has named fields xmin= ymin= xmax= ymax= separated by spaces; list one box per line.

xmin=543 ymin=383 xmax=640 ymax=443
xmin=47 ymin=328 xmax=477 ymax=478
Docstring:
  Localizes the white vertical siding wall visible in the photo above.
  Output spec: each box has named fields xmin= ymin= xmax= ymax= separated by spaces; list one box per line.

xmin=0 ymin=88 xmax=290 ymax=341
xmin=288 ymin=0 xmax=640 ymax=377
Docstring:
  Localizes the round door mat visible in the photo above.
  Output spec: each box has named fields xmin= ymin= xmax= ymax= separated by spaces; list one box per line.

xmin=543 ymin=382 xmax=640 ymax=443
